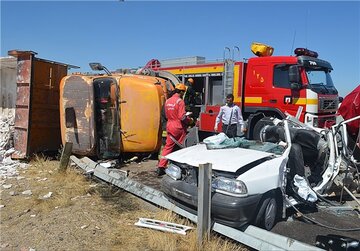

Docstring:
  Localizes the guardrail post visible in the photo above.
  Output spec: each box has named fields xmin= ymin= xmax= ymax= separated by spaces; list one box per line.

xmin=197 ymin=162 xmax=212 ymax=247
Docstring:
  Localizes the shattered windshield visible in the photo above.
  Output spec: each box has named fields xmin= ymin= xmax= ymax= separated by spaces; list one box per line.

xmin=305 ymin=69 xmax=337 ymax=94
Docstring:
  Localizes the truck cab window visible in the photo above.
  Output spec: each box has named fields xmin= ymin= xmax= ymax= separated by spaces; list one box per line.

xmin=273 ymin=65 xmax=291 ymax=89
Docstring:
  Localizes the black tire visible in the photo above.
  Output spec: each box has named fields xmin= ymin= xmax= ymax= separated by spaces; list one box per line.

xmin=252 ymin=117 xmax=276 ymax=141
xmin=254 ymin=194 xmax=279 ymax=230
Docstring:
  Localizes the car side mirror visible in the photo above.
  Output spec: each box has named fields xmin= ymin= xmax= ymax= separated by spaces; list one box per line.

xmin=89 ymin=62 xmax=112 ymax=75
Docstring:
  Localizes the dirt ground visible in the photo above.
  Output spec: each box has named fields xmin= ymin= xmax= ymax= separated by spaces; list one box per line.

xmin=0 ymin=157 xmax=248 ymax=251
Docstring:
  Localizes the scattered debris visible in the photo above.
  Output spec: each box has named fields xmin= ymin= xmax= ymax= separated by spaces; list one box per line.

xmin=5 ymin=148 xmax=15 ymax=156
xmin=39 ymin=192 xmax=53 ymax=200
xmin=124 ymin=156 xmax=138 ymax=164
xmin=22 ymin=190 xmax=32 ymax=196
xmin=99 ymin=162 xmax=111 ymax=168
xmin=9 ymin=191 xmax=17 ymax=196
xmin=81 ymin=225 xmax=88 ymax=229
xmin=2 ymin=184 xmax=12 ymax=189
xmin=0 ymin=113 xmax=30 ymax=179
xmin=71 ymin=196 xmax=80 ymax=201
xmin=0 ymin=243 xmax=9 ymax=248
xmin=134 ymin=218 xmax=193 ymax=235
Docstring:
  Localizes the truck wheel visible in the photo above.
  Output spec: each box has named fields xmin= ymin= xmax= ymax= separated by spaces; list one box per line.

xmin=254 ymin=195 xmax=278 ymax=230
xmin=252 ymin=117 xmax=275 ymax=141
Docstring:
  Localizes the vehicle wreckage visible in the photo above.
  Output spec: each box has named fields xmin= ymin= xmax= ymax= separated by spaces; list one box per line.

xmin=162 ymin=114 xmax=360 ymax=231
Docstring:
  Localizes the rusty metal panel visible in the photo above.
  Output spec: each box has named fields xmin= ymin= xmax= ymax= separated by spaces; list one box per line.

xmin=27 ymin=59 xmax=68 ymax=154
xmin=14 ymin=84 xmax=30 ymax=106
xmin=10 ymin=50 xmax=70 ymax=159
xmin=11 ymin=52 xmax=33 ymax=159
xmin=16 ymin=57 xmax=32 ymax=84
xmin=14 ymin=108 xmax=30 ymax=129
xmin=60 ymin=75 xmax=96 ymax=156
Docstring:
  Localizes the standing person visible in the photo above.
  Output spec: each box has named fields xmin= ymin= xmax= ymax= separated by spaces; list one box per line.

xmin=214 ymin=94 xmax=244 ymax=138
xmin=157 ymin=83 xmax=192 ymax=176
xmin=184 ymin=78 xmax=196 ymax=109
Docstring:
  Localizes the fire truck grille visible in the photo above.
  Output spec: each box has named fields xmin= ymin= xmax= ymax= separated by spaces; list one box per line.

xmin=319 ymin=99 xmax=338 ymax=112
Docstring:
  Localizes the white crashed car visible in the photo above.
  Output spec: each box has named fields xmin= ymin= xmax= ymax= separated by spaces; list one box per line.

xmin=161 ymin=117 xmax=359 ymax=230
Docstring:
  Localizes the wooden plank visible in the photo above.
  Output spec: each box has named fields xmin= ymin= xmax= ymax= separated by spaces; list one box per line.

xmin=58 ymin=142 xmax=73 ymax=172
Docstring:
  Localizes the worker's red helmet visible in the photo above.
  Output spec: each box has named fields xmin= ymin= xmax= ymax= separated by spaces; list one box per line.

xmin=175 ymin=83 xmax=186 ymax=91
xmin=187 ymin=78 xmax=194 ymax=84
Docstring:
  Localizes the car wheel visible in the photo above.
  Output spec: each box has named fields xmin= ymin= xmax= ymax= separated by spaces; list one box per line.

xmin=255 ymin=195 xmax=278 ymax=230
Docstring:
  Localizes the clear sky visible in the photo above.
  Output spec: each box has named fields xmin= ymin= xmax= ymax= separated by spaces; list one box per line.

xmin=1 ymin=1 xmax=359 ymax=97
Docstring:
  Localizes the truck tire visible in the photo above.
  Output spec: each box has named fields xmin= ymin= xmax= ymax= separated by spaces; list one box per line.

xmin=254 ymin=194 xmax=279 ymax=231
xmin=252 ymin=117 xmax=276 ymax=141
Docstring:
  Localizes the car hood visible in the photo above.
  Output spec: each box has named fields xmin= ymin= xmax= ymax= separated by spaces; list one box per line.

xmin=165 ymin=143 xmax=274 ymax=173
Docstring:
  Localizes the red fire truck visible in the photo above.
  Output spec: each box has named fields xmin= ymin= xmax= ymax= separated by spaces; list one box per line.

xmin=152 ymin=43 xmax=339 ymax=139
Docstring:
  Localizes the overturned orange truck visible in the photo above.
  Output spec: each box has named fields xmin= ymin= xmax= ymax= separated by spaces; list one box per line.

xmin=59 ymin=64 xmax=176 ymax=158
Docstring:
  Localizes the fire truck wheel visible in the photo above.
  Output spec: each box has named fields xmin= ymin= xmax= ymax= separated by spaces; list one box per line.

xmin=252 ymin=117 xmax=275 ymax=141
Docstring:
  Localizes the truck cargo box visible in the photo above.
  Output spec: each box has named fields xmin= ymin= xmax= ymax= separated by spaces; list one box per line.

xmin=8 ymin=50 xmax=76 ymax=159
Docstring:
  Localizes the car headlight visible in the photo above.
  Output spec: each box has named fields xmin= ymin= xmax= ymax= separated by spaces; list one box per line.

xmin=212 ymin=177 xmax=248 ymax=197
xmin=165 ymin=163 xmax=181 ymax=180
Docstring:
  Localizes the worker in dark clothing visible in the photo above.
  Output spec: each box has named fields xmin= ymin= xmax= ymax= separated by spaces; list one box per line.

xmin=184 ymin=78 xmax=196 ymax=109
xmin=157 ymin=83 xmax=192 ymax=176
xmin=214 ymin=94 xmax=245 ymax=138
xmin=184 ymin=78 xmax=202 ymax=121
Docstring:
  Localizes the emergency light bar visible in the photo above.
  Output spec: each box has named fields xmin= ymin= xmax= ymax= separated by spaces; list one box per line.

xmin=294 ymin=48 xmax=318 ymax=58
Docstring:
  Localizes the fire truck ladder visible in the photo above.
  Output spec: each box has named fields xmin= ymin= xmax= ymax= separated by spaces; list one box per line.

xmin=223 ymin=59 xmax=234 ymax=97
xmin=223 ymin=46 xmax=239 ymax=97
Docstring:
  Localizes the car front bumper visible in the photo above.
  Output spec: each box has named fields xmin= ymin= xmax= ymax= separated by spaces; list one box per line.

xmin=161 ymin=175 xmax=262 ymax=228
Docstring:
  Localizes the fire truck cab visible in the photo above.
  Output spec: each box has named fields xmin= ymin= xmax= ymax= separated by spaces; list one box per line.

xmin=157 ymin=43 xmax=339 ymax=138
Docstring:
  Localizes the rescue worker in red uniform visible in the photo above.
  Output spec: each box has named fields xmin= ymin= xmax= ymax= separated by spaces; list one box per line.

xmin=157 ymin=83 xmax=191 ymax=176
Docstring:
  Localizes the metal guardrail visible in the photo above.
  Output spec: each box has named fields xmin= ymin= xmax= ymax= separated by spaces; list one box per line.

xmin=70 ymin=155 xmax=323 ymax=251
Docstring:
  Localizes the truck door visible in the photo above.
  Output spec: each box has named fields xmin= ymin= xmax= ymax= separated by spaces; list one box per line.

xmin=272 ymin=64 xmax=303 ymax=117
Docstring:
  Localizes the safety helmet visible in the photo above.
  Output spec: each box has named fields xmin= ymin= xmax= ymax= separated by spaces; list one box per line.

xmin=175 ymin=83 xmax=186 ymax=91
xmin=187 ymin=78 xmax=194 ymax=84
